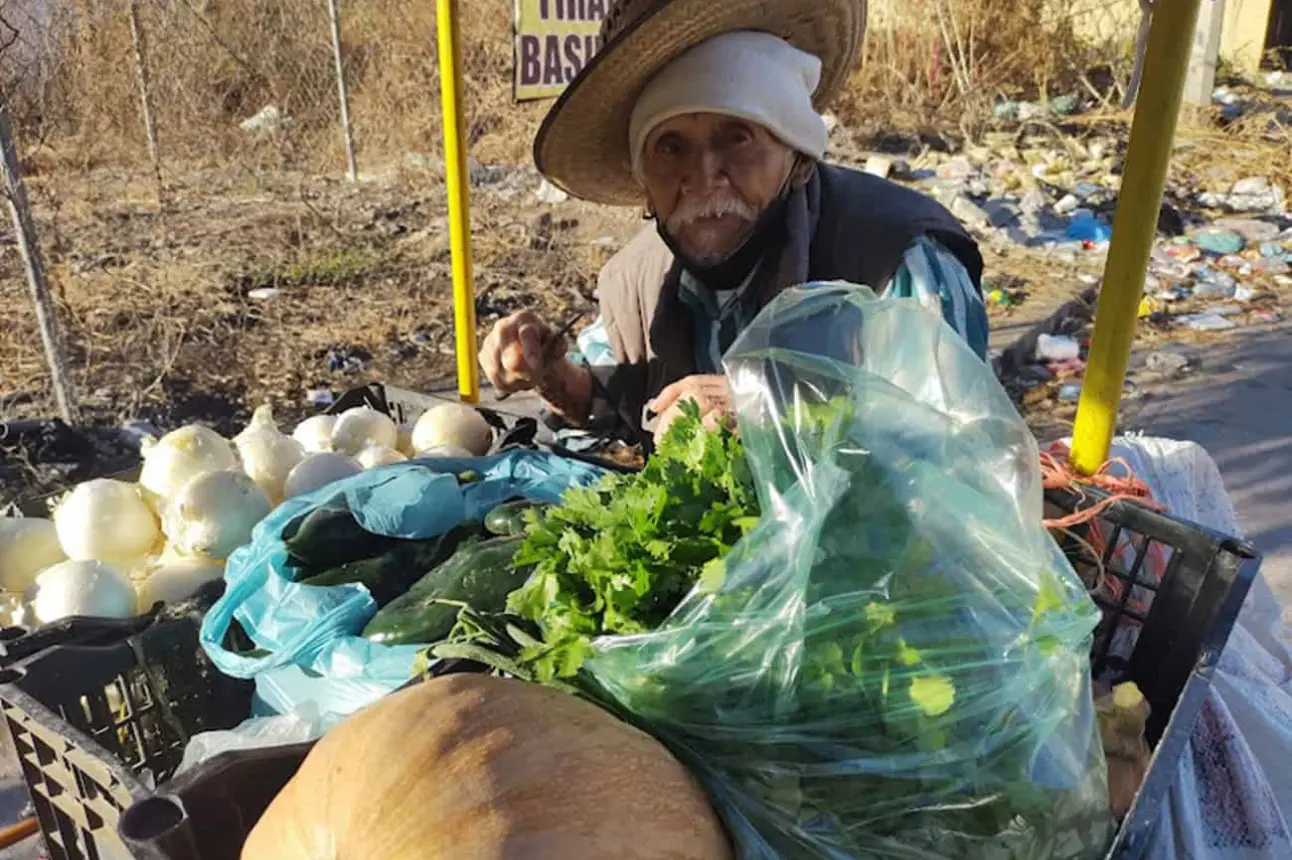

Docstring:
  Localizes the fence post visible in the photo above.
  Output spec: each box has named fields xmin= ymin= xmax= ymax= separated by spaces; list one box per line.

xmin=127 ymin=0 xmax=164 ymax=199
xmin=325 ymin=0 xmax=359 ymax=181
xmin=0 ymin=106 xmax=78 ymax=424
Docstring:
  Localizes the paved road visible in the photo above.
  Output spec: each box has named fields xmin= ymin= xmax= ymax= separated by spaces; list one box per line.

xmin=1127 ymin=322 xmax=1292 ymax=618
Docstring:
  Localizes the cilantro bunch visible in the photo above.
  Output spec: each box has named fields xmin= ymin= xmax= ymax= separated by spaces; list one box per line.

xmin=506 ymin=401 xmax=760 ymax=681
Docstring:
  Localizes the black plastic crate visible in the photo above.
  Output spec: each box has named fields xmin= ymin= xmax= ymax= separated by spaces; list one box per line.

xmin=111 ymin=488 xmax=1259 ymax=860
xmin=327 ymin=382 xmax=541 ymax=452
xmin=1045 ymin=487 xmax=1260 ymax=860
xmin=0 ymin=582 xmax=254 ymax=860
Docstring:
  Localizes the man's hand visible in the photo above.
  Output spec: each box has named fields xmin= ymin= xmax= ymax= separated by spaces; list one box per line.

xmin=480 ymin=310 xmax=563 ymax=395
xmin=649 ymin=375 xmax=734 ymax=443
xmin=480 ymin=310 xmax=594 ymax=425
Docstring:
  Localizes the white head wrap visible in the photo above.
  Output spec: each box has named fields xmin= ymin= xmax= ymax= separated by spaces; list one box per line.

xmin=628 ymin=30 xmax=829 ymax=184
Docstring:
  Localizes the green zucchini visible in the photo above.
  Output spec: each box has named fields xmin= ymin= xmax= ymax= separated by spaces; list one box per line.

xmin=297 ymin=524 xmax=478 ymax=606
xmin=362 ymin=535 xmax=530 ymax=646
xmin=282 ymin=506 xmax=400 ymax=573
xmin=483 ymin=499 xmax=549 ymax=537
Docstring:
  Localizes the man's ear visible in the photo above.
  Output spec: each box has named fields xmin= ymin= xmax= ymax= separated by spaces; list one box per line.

xmin=789 ymin=156 xmax=816 ymax=187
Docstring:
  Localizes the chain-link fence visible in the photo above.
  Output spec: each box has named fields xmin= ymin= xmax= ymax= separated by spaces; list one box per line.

xmin=0 ymin=0 xmax=1143 ymax=181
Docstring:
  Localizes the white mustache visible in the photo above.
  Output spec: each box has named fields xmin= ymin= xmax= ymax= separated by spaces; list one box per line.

xmin=665 ymin=194 xmax=758 ymax=233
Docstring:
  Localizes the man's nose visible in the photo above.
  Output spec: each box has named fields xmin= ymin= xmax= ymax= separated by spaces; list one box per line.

xmin=681 ymin=148 xmax=727 ymax=197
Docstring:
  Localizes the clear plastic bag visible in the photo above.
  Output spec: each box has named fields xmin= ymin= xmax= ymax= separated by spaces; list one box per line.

xmin=177 ymin=704 xmax=338 ymax=775
xmin=585 ymin=285 xmax=1113 ymax=859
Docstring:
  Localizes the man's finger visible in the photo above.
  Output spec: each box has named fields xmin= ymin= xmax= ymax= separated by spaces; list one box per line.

xmin=652 ymin=404 xmax=683 ymax=444
xmin=500 ymin=341 xmax=534 ymax=378
xmin=517 ymin=324 xmax=545 ymax=370
xmin=648 ymin=379 xmax=692 ymax=416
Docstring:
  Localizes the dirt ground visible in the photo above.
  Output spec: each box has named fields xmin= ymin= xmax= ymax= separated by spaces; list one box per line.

xmin=0 ymin=146 xmax=1106 ymax=508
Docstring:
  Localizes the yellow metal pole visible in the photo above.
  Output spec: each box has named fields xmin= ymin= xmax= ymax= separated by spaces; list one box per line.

xmin=1069 ymin=0 xmax=1204 ymax=476
xmin=437 ymin=0 xmax=480 ymax=403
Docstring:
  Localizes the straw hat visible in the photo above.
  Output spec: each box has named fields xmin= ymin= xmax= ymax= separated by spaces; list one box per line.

xmin=534 ymin=0 xmax=868 ymax=206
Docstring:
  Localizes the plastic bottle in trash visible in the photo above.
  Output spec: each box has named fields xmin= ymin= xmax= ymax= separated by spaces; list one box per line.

xmin=1067 ymin=210 xmax=1112 ymax=243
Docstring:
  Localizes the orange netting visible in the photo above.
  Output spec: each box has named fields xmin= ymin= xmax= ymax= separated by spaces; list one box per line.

xmin=1041 ymin=441 xmax=1170 ymax=620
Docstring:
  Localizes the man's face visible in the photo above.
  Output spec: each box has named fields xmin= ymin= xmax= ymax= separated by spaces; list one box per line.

xmin=640 ymin=113 xmax=795 ymax=265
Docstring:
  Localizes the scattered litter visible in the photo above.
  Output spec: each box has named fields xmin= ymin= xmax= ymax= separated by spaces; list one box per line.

xmin=1066 ymin=210 xmax=1111 ymax=243
xmin=1057 ymin=383 xmax=1083 ymax=403
xmin=1046 ymin=358 xmax=1086 ymax=378
xmin=1162 ymin=242 xmax=1202 ymax=264
xmin=1205 ymin=304 xmax=1244 ymax=316
xmin=1191 ymin=268 xmax=1237 ymax=299
xmin=307 ymin=389 xmax=335 ymax=407
xmin=535 ymin=179 xmax=569 ymax=205
xmin=239 ymin=105 xmax=287 ymax=135
xmin=863 ymin=155 xmax=893 ymax=179
xmin=950 ymin=196 xmax=993 ymax=230
xmin=1176 ymin=313 xmax=1237 ymax=332
xmin=937 ymin=158 xmax=974 ymax=181
xmin=1192 ymin=229 xmax=1246 ymax=255
xmin=247 ymin=288 xmax=282 ymax=301
xmin=323 ymin=344 xmax=373 ymax=375
xmin=1144 ymin=351 xmax=1191 ymax=377
xmin=1234 ymin=285 xmax=1258 ymax=302
xmin=119 ymin=420 xmax=161 ymax=449
xmin=410 ymin=332 xmax=433 ymax=347
xmin=1054 ymin=194 xmax=1081 ymax=215
xmin=1211 ymin=218 xmax=1281 ymax=244
xmin=1036 ymin=333 xmax=1081 ymax=362
xmin=987 ymin=289 xmax=1016 ymax=308
xmin=1256 ymin=258 xmax=1291 ymax=276
xmin=1154 ymin=286 xmax=1191 ymax=302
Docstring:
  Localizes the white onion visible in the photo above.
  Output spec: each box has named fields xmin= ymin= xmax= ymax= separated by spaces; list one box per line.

xmin=292 ymin=415 xmax=337 ymax=453
xmin=356 ymin=445 xmax=408 ymax=469
xmin=164 ymin=470 xmax=273 ymax=561
xmin=139 ymin=425 xmax=239 ymax=506
xmin=0 ymin=593 xmax=28 ymax=629
xmin=137 ymin=553 xmax=226 ymax=609
xmin=395 ymin=423 xmax=417 ymax=457
xmin=53 ymin=479 xmax=161 ymax=563
xmin=284 ymin=453 xmax=363 ymax=498
xmin=235 ymin=404 xmax=307 ymax=504
xmin=30 ymin=559 xmax=137 ymax=623
xmin=416 ymin=445 xmax=475 ymax=459
xmin=411 ymin=402 xmax=492 ymax=456
xmin=330 ymin=407 xmax=398 ymax=456
xmin=0 ymin=518 xmax=67 ymax=592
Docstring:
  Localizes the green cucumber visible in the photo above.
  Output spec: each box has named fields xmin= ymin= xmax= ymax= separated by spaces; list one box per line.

xmin=483 ymin=499 xmax=549 ymax=537
xmin=297 ymin=524 xmax=478 ymax=606
xmin=362 ymin=535 xmax=529 ymax=646
xmin=282 ymin=506 xmax=400 ymax=573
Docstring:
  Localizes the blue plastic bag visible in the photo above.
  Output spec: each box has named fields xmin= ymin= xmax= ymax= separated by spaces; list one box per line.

xmin=200 ymin=450 xmax=606 ymax=715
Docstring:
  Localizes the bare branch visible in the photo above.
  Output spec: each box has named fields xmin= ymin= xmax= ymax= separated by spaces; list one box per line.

xmin=0 ymin=13 xmax=19 ymax=56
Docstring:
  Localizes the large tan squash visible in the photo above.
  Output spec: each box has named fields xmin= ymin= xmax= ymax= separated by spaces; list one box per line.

xmin=242 ymin=674 xmax=734 ymax=860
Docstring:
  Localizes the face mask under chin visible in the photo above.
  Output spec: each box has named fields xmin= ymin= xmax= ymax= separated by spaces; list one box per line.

xmin=656 ymin=190 xmax=790 ymax=292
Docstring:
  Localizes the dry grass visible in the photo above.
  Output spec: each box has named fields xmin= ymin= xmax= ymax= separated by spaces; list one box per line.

xmin=0 ymin=0 xmax=1143 ymax=174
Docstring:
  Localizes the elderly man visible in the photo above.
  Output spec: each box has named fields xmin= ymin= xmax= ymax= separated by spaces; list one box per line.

xmin=481 ymin=0 xmax=986 ymax=443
